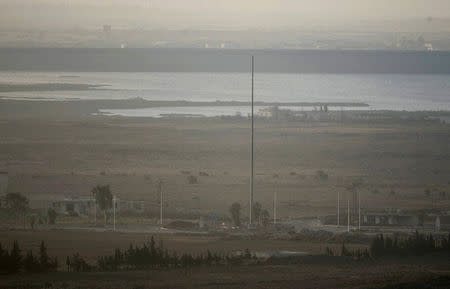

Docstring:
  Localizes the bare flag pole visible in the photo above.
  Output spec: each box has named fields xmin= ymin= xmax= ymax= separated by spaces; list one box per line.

xmin=113 ymin=195 xmax=116 ymax=232
xmin=273 ymin=191 xmax=277 ymax=224
xmin=337 ymin=191 xmax=340 ymax=227
xmin=159 ymin=179 xmax=163 ymax=226
xmin=347 ymin=199 xmax=350 ymax=232
xmin=249 ymin=55 xmax=254 ymax=226
xmin=358 ymin=191 xmax=361 ymax=231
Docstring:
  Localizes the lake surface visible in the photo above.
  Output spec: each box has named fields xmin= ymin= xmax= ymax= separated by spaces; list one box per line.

xmin=0 ymin=71 xmax=449 ymax=114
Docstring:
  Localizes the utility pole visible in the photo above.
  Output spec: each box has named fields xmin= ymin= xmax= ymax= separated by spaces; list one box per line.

xmin=347 ymin=199 xmax=350 ymax=232
xmin=337 ymin=192 xmax=340 ymax=227
xmin=273 ymin=191 xmax=277 ymax=224
xmin=159 ymin=179 xmax=163 ymax=226
xmin=358 ymin=191 xmax=361 ymax=231
xmin=113 ymin=195 xmax=116 ymax=232
xmin=249 ymin=55 xmax=254 ymax=226
xmin=94 ymin=199 xmax=97 ymax=225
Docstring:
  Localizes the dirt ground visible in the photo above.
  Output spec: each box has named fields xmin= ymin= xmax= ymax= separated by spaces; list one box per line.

xmin=1 ymin=113 xmax=449 ymax=219
xmin=1 ymin=104 xmax=450 ymax=288
xmin=0 ymin=261 xmax=449 ymax=289
xmin=0 ymin=228 xmax=448 ymax=289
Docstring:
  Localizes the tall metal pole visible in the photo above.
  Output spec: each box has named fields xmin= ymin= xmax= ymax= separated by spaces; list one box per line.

xmin=273 ymin=191 xmax=277 ymax=224
xmin=337 ymin=192 xmax=340 ymax=227
xmin=159 ymin=180 xmax=163 ymax=226
xmin=249 ymin=55 xmax=254 ymax=226
xmin=358 ymin=191 xmax=361 ymax=231
xmin=113 ymin=196 xmax=116 ymax=232
xmin=347 ymin=199 xmax=350 ymax=232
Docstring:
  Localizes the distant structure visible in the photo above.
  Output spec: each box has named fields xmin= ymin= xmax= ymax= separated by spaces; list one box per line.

xmin=259 ymin=107 xmax=291 ymax=120
xmin=48 ymin=197 xmax=96 ymax=216
xmin=47 ymin=197 xmax=146 ymax=216
xmin=103 ymin=25 xmax=112 ymax=33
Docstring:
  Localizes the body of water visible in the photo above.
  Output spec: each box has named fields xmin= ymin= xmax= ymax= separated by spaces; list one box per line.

xmin=1 ymin=71 xmax=449 ymax=115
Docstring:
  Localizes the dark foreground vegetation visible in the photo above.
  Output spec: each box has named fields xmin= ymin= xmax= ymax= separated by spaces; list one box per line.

xmin=325 ymin=231 xmax=450 ymax=260
xmin=1 ymin=232 xmax=449 ymax=276
xmin=0 ymin=237 xmax=255 ymax=275
xmin=0 ymin=241 xmax=57 ymax=274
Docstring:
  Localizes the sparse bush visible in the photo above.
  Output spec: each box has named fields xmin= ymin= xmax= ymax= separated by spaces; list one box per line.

xmin=371 ymin=189 xmax=380 ymax=195
xmin=199 ymin=171 xmax=209 ymax=176
xmin=69 ymin=253 xmax=91 ymax=272
xmin=187 ymin=175 xmax=198 ymax=184
xmin=325 ymin=247 xmax=335 ymax=256
xmin=315 ymin=170 xmax=328 ymax=181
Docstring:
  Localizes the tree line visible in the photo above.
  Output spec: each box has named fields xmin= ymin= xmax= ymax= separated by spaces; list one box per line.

xmin=369 ymin=231 xmax=450 ymax=258
xmin=1 ymin=237 xmax=255 ymax=275
xmin=1 ymin=185 xmax=114 ymax=229
xmin=91 ymin=236 xmax=253 ymax=272
xmin=325 ymin=232 xmax=450 ymax=260
xmin=229 ymin=201 xmax=271 ymax=227
xmin=0 ymin=241 xmax=58 ymax=274
xmin=1 ymin=192 xmax=57 ymax=228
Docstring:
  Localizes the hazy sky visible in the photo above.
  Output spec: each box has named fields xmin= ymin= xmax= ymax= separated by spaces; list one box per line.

xmin=1 ymin=0 xmax=449 ymax=30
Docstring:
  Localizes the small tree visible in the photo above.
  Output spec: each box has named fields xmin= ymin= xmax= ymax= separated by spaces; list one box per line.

xmin=261 ymin=209 xmax=270 ymax=227
xmin=92 ymin=185 xmax=113 ymax=225
xmin=5 ymin=193 xmax=29 ymax=226
xmin=252 ymin=202 xmax=262 ymax=225
xmin=47 ymin=208 xmax=57 ymax=225
xmin=39 ymin=241 xmax=49 ymax=272
xmin=0 ymin=243 xmax=7 ymax=273
xmin=229 ymin=202 xmax=241 ymax=227
xmin=28 ymin=214 xmax=37 ymax=230
xmin=9 ymin=240 xmax=22 ymax=274
xmin=66 ymin=256 xmax=71 ymax=272
xmin=24 ymin=250 xmax=39 ymax=273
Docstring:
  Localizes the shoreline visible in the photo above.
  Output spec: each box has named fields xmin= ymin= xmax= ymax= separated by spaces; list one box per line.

xmin=0 ymin=97 xmax=370 ymax=108
xmin=2 ymin=98 xmax=450 ymax=120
